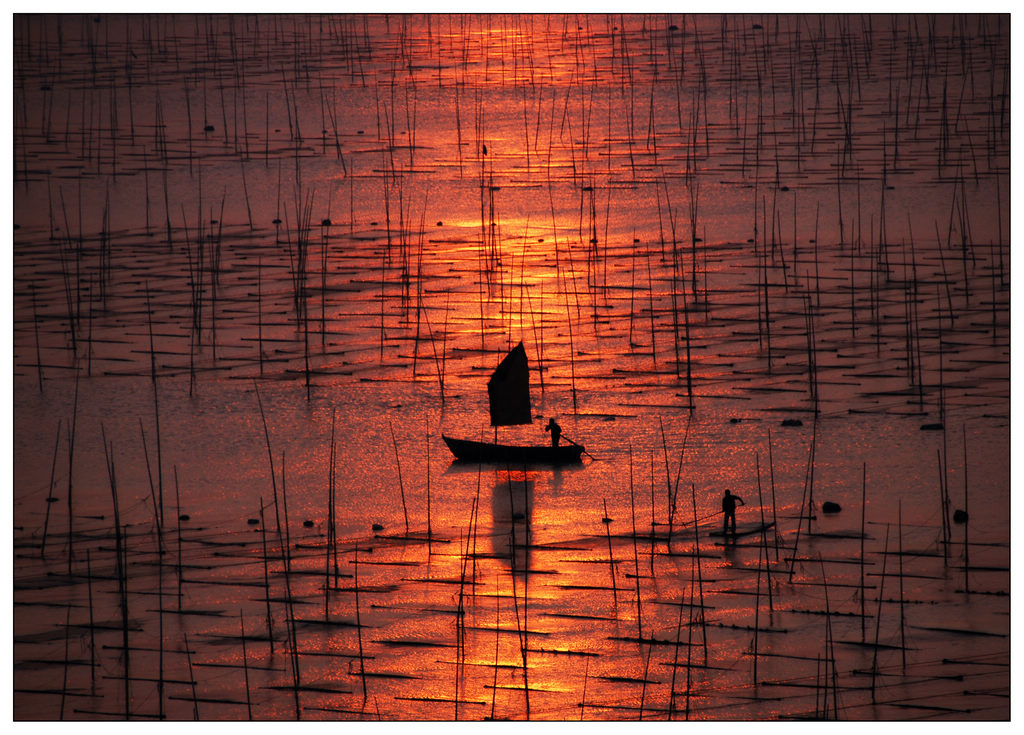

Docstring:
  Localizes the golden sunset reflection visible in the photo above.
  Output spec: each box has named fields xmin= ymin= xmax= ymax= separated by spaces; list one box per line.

xmin=12 ymin=12 xmax=1008 ymax=722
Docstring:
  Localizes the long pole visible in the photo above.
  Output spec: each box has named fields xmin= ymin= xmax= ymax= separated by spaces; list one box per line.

xmin=963 ymin=423 xmax=970 ymax=594
xmin=387 ymin=420 xmax=410 ymax=535
xmin=602 ymin=499 xmax=617 ymax=608
xmin=41 ymin=419 xmax=62 ymax=558
xmin=860 ymin=462 xmax=867 ymax=640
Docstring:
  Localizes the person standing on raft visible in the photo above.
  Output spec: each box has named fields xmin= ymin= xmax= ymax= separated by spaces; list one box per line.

xmin=722 ymin=489 xmax=745 ymax=535
xmin=544 ymin=418 xmax=562 ymax=447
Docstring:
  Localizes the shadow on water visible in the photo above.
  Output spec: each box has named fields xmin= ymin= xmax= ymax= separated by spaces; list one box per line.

xmin=492 ymin=473 xmax=533 ymax=575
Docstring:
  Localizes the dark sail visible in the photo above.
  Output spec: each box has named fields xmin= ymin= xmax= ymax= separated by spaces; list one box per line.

xmin=488 ymin=342 xmax=533 ymax=426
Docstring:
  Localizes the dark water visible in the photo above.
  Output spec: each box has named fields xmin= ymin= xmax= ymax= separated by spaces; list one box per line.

xmin=12 ymin=14 xmax=1009 ymax=720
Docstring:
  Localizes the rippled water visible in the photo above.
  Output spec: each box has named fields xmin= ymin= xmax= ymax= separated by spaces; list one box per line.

xmin=13 ymin=14 xmax=1009 ymax=720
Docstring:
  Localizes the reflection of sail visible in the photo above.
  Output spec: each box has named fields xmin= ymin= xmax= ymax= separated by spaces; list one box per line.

xmin=488 ymin=342 xmax=532 ymax=426
xmin=492 ymin=475 xmax=533 ymax=574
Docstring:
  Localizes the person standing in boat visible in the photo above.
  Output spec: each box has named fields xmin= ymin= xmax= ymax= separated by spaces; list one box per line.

xmin=544 ymin=418 xmax=562 ymax=448
xmin=722 ymin=489 xmax=745 ymax=535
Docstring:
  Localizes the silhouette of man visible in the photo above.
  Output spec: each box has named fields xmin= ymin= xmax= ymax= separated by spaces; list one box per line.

xmin=722 ymin=489 xmax=745 ymax=535
xmin=544 ymin=418 xmax=562 ymax=448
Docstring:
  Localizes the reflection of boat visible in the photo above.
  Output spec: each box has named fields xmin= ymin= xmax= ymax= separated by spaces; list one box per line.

xmin=442 ymin=435 xmax=583 ymax=464
xmin=708 ymin=521 xmax=775 ymax=539
xmin=442 ymin=341 xmax=585 ymax=466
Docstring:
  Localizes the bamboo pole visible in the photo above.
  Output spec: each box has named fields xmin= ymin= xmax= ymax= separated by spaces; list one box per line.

xmin=602 ymin=499 xmax=618 ymax=608
xmin=871 ymin=525 xmax=890 ymax=703
xmin=628 ymin=445 xmax=643 ymax=643
xmin=41 ymin=419 xmax=61 ymax=559
xmin=389 ymin=420 xmax=410 ymax=536
xmin=963 ymin=424 xmax=970 ymax=594
xmin=860 ymin=463 xmax=867 ymax=641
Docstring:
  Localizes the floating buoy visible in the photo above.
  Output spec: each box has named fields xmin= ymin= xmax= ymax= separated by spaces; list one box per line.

xmin=822 ymin=501 xmax=842 ymax=514
xmin=953 ymin=509 xmax=968 ymax=523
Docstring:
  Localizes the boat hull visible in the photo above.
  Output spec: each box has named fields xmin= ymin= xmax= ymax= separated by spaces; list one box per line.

xmin=442 ymin=435 xmax=584 ymax=465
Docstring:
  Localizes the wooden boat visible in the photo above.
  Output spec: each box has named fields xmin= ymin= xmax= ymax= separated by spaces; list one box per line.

xmin=442 ymin=435 xmax=584 ymax=465
xmin=442 ymin=341 xmax=585 ymax=466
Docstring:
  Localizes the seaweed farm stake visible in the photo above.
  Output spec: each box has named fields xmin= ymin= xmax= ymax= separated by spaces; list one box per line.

xmin=31 ymin=286 xmax=43 ymax=392
xmin=871 ymin=525 xmax=891 ymax=703
xmin=254 ymin=381 xmax=282 ymax=537
xmin=41 ymin=419 xmax=61 ymax=559
xmin=860 ymin=463 xmax=867 ymax=640
xmin=354 ymin=547 xmax=368 ymax=703
xmin=59 ymin=601 xmax=71 ymax=719
xmin=425 ymin=422 xmax=432 ymax=540
xmin=259 ymin=497 xmax=274 ymax=655
xmin=101 ymin=425 xmax=130 ymax=718
xmin=689 ymin=483 xmax=709 ymax=662
xmin=753 ymin=543 xmax=762 ymax=687
xmin=183 ymin=631 xmax=199 ymax=720
xmin=388 ymin=419 xmax=410 ymax=536
xmin=756 ymin=453 xmax=773 ymax=611
xmin=66 ymin=368 xmax=79 ymax=572
xmin=963 ymin=423 xmax=970 ymax=594
xmin=487 ymin=571 xmax=500 ymax=720
xmin=507 ymin=526 xmax=530 ymax=720
xmin=602 ymin=498 xmax=618 ymax=608
xmin=86 ymin=548 xmax=96 ymax=691
xmin=768 ymin=428 xmax=779 ymax=561
xmin=898 ymin=499 xmax=907 ymax=671
xmin=579 ymin=655 xmax=589 ymax=721
xmin=628 ymin=445 xmax=643 ymax=642
xmin=174 ymin=466 xmax=184 ymax=608
xmin=240 ymin=611 xmax=253 ymax=720
xmin=279 ymin=451 xmax=301 ymax=717
xmin=145 ymin=282 xmax=164 ymax=525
